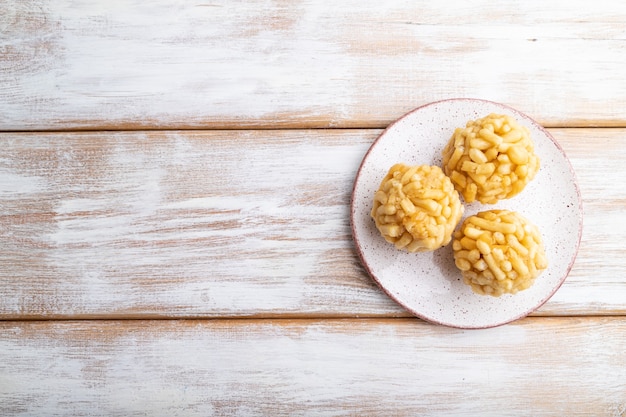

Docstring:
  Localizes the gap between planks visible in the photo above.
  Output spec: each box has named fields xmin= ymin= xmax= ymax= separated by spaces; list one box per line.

xmin=1 ymin=312 xmax=625 ymax=323
xmin=2 ymin=121 xmax=626 ymax=134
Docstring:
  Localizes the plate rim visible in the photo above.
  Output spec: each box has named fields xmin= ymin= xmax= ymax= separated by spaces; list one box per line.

xmin=350 ymin=98 xmax=583 ymax=329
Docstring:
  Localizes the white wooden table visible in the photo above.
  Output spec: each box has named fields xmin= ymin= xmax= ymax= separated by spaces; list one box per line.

xmin=1 ymin=1 xmax=625 ymax=416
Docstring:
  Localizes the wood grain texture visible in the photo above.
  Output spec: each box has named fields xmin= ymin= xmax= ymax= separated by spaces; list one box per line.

xmin=3 ymin=0 xmax=626 ymax=130
xmin=0 ymin=317 xmax=624 ymax=417
xmin=2 ymin=2 xmax=624 ymax=415
xmin=1 ymin=128 xmax=624 ymax=319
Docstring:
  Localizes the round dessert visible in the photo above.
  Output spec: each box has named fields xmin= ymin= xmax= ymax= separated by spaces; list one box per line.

xmin=452 ymin=210 xmax=548 ymax=296
xmin=371 ymin=164 xmax=463 ymax=252
xmin=441 ymin=113 xmax=540 ymax=204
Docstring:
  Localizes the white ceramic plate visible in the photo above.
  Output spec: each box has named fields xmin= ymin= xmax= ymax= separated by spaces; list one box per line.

xmin=351 ymin=99 xmax=582 ymax=328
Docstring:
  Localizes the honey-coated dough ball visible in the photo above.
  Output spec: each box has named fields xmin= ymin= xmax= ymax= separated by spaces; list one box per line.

xmin=371 ymin=164 xmax=463 ymax=252
xmin=452 ymin=210 xmax=548 ymax=297
xmin=442 ymin=113 xmax=540 ymax=204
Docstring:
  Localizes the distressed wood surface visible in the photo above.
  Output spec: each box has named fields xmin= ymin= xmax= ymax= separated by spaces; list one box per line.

xmin=0 ymin=317 xmax=624 ymax=417
xmin=2 ymin=1 xmax=626 ymax=415
xmin=3 ymin=0 xmax=626 ymax=130
xmin=1 ymin=128 xmax=624 ymax=319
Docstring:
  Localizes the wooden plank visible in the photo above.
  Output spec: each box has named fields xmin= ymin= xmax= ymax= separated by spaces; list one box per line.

xmin=0 ymin=317 xmax=624 ymax=416
xmin=537 ymin=128 xmax=626 ymax=315
xmin=0 ymin=128 xmax=624 ymax=319
xmin=3 ymin=0 xmax=626 ymax=130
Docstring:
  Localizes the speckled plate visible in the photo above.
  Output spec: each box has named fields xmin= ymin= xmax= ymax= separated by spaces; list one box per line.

xmin=351 ymin=99 xmax=582 ymax=328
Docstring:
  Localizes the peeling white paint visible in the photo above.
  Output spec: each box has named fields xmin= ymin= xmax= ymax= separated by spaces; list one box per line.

xmin=3 ymin=1 xmax=626 ymax=128
xmin=0 ymin=170 xmax=47 ymax=196
xmin=0 ymin=319 xmax=624 ymax=416
xmin=1 ymin=128 xmax=625 ymax=317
